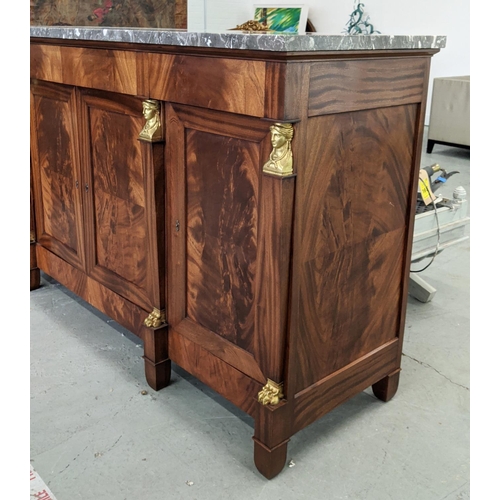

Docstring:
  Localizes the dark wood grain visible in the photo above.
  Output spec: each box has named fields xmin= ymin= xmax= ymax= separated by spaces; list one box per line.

xmin=30 ymin=241 xmax=40 ymax=290
xmin=36 ymin=245 xmax=148 ymax=340
xmin=30 ymin=44 xmax=63 ymax=82
xmin=143 ymin=324 xmax=171 ymax=391
xmin=136 ymin=51 xmax=149 ymax=99
xmin=168 ymin=329 xmax=262 ymax=417
xmin=308 ymin=57 xmax=427 ymax=116
xmin=254 ymin=176 xmax=295 ymax=383
xmin=264 ymin=61 xmax=286 ymax=119
xmin=396 ymin=59 xmax=432 ymax=364
xmin=253 ymin=398 xmax=293 ymax=479
xmin=293 ymin=339 xmax=400 ymax=433
xmin=176 ymin=318 xmax=266 ymax=383
xmin=141 ymin=138 xmax=167 ymax=311
xmin=166 ymin=105 xmax=270 ymax=355
xmin=79 ymin=89 xmax=155 ymax=312
xmin=30 ymin=81 xmax=86 ymax=271
xmin=148 ymin=53 xmax=266 ymax=117
xmin=165 ymin=103 xmax=187 ymax=327
xmin=275 ymin=62 xmax=311 ymax=405
xmin=185 ymin=127 xmax=260 ymax=352
xmin=165 ymin=103 xmax=298 ymax=390
xmin=291 ymin=104 xmax=418 ymax=394
xmin=372 ymin=368 xmax=401 ymax=402
xmin=253 ymin=437 xmax=289 ymax=480
xmin=63 ymin=46 xmax=137 ymax=94
xmin=30 ymin=160 xmax=41 ymax=290
xmin=31 ymin=44 xmax=137 ymax=95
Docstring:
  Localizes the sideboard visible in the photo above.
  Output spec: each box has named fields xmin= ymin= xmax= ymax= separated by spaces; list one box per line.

xmin=30 ymin=27 xmax=445 ymax=479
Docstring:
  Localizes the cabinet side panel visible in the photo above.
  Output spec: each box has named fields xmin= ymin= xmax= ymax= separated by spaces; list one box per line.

xmin=294 ymin=104 xmax=418 ymax=393
xmin=186 ymin=129 xmax=260 ymax=354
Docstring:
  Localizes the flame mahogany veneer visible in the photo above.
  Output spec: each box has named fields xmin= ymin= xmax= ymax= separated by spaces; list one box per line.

xmin=30 ymin=37 xmax=440 ymax=479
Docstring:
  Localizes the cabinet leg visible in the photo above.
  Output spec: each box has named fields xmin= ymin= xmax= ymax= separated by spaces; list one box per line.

xmin=372 ymin=368 xmax=401 ymax=402
xmin=30 ymin=241 xmax=40 ymax=291
xmin=253 ymin=436 xmax=289 ymax=480
xmin=253 ymin=401 xmax=291 ymax=479
xmin=142 ymin=325 xmax=171 ymax=391
xmin=426 ymin=139 xmax=436 ymax=154
xmin=30 ymin=162 xmax=40 ymax=291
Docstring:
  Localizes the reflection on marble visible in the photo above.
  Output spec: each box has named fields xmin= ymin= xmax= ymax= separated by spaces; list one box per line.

xmin=30 ymin=26 xmax=446 ymax=51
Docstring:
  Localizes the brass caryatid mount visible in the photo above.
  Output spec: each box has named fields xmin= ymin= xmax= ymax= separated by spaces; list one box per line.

xmin=138 ymin=99 xmax=163 ymax=142
xmin=258 ymin=379 xmax=284 ymax=405
xmin=262 ymin=122 xmax=294 ymax=177
xmin=144 ymin=308 xmax=166 ymax=328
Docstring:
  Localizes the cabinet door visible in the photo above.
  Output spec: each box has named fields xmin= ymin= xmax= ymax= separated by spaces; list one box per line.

xmin=166 ymin=104 xmax=295 ymax=388
xmin=30 ymin=81 xmax=86 ymax=271
xmin=79 ymin=89 xmax=161 ymax=312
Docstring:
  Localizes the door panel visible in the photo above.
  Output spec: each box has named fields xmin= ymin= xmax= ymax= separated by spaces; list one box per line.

xmin=167 ymin=104 xmax=284 ymax=383
xmin=80 ymin=89 xmax=157 ymax=312
xmin=30 ymin=81 xmax=85 ymax=271
xmin=186 ymin=128 xmax=260 ymax=354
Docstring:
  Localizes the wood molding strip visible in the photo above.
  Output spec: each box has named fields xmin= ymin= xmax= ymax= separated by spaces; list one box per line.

xmin=293 ymin=339 xmax=400 ymax=433
xmin=175 ymin=318 xmax=267 ymax=384
xmin=168 ymin=329 xmax=262 ymax=417
xmin=36 ymin=246 xmax=148 ymax=340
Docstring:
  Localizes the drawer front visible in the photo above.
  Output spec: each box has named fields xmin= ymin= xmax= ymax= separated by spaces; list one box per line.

xmin=30 ymin=44 xmax=63 ymax=82
xmin=148 ymin=53 xmax=266 ymax=117
xmin=31 ymin=44 xmax=137 ymax=95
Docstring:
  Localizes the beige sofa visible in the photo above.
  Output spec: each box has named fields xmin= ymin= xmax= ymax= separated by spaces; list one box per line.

xmin=426 ymin=75 xmax=470 ymax=153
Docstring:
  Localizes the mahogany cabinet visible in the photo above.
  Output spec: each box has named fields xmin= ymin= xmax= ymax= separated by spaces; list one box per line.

xmin=30 ymin=31 xmax=442 ymax=479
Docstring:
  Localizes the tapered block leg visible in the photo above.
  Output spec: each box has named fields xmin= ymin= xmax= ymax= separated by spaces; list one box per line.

xmin=30 ymin=241 xmax=40 ymax=291
xmin=426 ymin=139 xmax=436 ymax=154
xmin=253 ymin=436 xmax=289 ymax=480
xmin=253 ymin=400 xmax=292 ymax=479
xmin=372 ymin=368 xmax=401 ymax=402
xmin=31 ymin=163 xmax=40 ymax=291
xmin=142 ymin=324 xmax=171 ymax=391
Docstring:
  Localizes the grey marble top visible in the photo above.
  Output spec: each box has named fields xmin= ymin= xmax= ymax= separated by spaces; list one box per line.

xmin=30 ymin=27 xmax=446 ymax=52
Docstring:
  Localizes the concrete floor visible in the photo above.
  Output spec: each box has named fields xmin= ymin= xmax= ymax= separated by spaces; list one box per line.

xmin=30 ymin=127 xmax=470 ymax=500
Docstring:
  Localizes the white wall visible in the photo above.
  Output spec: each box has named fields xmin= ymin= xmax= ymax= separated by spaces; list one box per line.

xmin=187 ymin=0 xmax=470 ymax=124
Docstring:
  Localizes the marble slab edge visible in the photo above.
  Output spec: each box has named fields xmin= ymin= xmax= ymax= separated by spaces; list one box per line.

xmin=30 ymin=27 xmax=446 ymax=52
